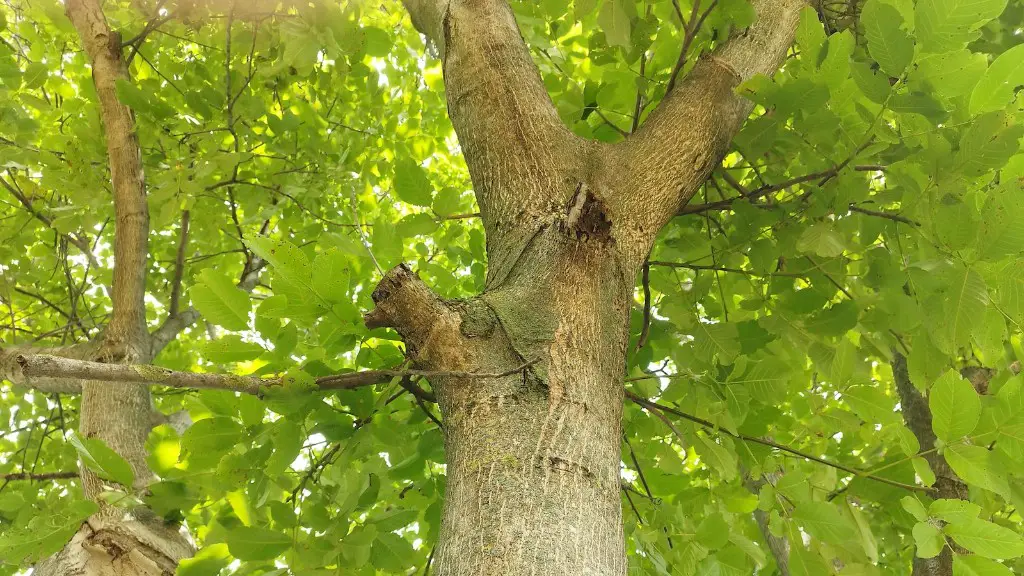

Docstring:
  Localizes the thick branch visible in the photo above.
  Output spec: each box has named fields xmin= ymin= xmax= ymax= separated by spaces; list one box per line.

xmin=402 ymin=0 xmax=582 ymax=284
xmin=891 ymin=352 xmax=965 ymax=576
xmin=617 ymin=0 xmax=806 ymax=239
xmin=1 ymin=471 xmax=79 ymax=481
xmin=1 ymin=343 xmax=96 ymax=394
xmin=66 ymin=0 xmax=166 ymax=518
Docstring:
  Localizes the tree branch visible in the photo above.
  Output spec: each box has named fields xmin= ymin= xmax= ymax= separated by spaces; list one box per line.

xmin=625 ymin=390 xmax=934 ymax=493
xmin=168 ymin=210 xmax=190 ymax=318
xmin=1 ymin=471 xmax=78 ymax=481
xmin=14 ymin=353 xmax=536 ymax=398
xmin=615 ymin=0 xmax=806 ymax=242
xmin=401 ymin=0 xmax=583 ymax=284
xmin=1 ymin=343 xmax=96 ymax=394
xmin=1 ymin=172 xmax=100 ymax=269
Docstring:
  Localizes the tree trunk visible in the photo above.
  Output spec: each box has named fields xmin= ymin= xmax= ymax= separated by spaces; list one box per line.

xmin=367 ymin=245 xmax=633 ymax=574
xmin=32 ymin=0 xmax=194 ymax=572
xmin=376 ymin=0 xmax=803 ymax=573
xmin=891 ymin=353 xmax=967 ymax=576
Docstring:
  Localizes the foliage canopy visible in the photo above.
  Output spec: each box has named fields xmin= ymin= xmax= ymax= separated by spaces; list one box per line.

xmin=1 ymin=0 xmax=1023 ymax=573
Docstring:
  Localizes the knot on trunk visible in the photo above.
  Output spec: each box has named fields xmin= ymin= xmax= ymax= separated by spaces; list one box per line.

xmin=564 ymin=183 xmax=612 ymax=242
xmin=363 ymin=264 xmax=467 ymax=369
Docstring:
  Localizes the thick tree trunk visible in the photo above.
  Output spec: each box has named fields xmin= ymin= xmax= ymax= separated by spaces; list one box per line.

xmin=366 ymin=246 xmax=633 ymax=574
xmin=384 ymin=0 xmax=803 ymax=573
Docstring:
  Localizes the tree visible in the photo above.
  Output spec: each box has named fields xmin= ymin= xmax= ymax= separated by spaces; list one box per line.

xmin=0 ymin=0 xmax=1022 ymax=572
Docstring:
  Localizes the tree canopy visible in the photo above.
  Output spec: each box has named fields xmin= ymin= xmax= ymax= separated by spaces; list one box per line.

xmin=1 ymin=0 xmax=1023 ymax=574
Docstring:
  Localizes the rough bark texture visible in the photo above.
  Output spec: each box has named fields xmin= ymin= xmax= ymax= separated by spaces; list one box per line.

xmin=370 ymin=2 xmax=805 ymax=573
xmin=32 ymin=0 xmax=194 ymax=572
xmin=891 ymin=353 xmax=967 ymax=576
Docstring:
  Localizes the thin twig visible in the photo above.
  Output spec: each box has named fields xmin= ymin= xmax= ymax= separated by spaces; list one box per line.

xmin=625 ymin=391 xmax=934 ymax=493
xmin=1 ymin=471 xmax=77 ymax=481
xmin=168 ymin=210 xmax=190 ymax=318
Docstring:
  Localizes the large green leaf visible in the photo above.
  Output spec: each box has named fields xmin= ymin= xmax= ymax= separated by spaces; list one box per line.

xmin=945 ymin=518 xmax=1024 ymax=559
xmin=970 ymin=44 xmax=1024 ymax=115
xmin=916 ymin=0 xmax=1008 ymax=53
xmin=944 ymin=443 xmax=1010 ymax=499
xmin=68 ymin=431 xmax=134 ymax=488
xmin=953 ymin=554 xmax=1014 ymax=575
xmin=189 ymin=268 xmax=252 ymax=331
xmin=392 ymin=158 xmax=434 ymax=207
xmin=929 ymin=370 xmax=981 ymax=442
xmin=225 ymin=526 xmax=292 ymax=561
xmin=861 ymin=0 xmax=914 ymax=77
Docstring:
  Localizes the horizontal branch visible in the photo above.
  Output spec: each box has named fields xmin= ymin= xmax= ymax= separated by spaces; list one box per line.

xmin=15 ymin=354 xmax=538 ymax=400
xmin=1 ymin=471 xmax=78 ymax=481
xmin=625 ymin=390 xmax=934 ymax=493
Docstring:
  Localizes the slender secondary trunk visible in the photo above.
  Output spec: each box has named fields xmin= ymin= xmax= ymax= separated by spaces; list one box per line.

xmin=891 ymin=353 xmax=967 ymax=576
xmin=33 ymin=0 xmax=193 ymax=572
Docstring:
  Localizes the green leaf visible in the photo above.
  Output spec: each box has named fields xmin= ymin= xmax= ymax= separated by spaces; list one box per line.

xmin=692 ymin=322 xmax=741 ymax=364
xmin=177 ymin=544 xmax=232 ymax=576
xmin=791 ymin=501 xmax=859 ymax=547
xmin=247 ymin=237 xmax=312 ymax=286
xmin=970 ymin=44 xmax=1024 ymax=115
xmin=598 ymin=0 xmax=632 ymax=49
xmin=944 ymin=443 xmax=1010 ymax=499
xmin=114 ymin=78 xmax=176 ymax=119
xmin=393 ymin=158 xmax=434 ymax=207
xmin=861 ymin=0 xmax=914 ymax=77
xmin=913 ymin=521 xmax=944 ymax=558
xmin=190 ymin=268 xmax=251 ymax=331
xmin=796 ymin=6 xmax=826 ymax=60
xmin=901 ymin=496 xmax=928 ymax=522
xmin=934 ymin=266 xmax=987 ymax=353
xmin=180 ymin=417 xmax=243 ymax=463
xmin=370 ymin=532 xmax=416 ymax=573
xmin=697 ymin=513 xmax=731 ymax=549
xmin=68 ymin=431 xmax=134 ymax=488
xmin=797 ymin=224 xmax=846 ymax=257
xmin=312 ymin=247 xmax=351 ymax=303
xmin=0 ymin=500 xmax=98 ymax=564
xmin=916 ymin=0 xmax=1008 ymax=53
xmin=202 ymin=335 xmax=265 ymax=363
xmin=915 ymin=51 xmax=988 ymax=99
xmin=695 ymin=435 xmax=738 ymax=481
xmin=930 ymin=370 xmax=981 ymax=442
xmin=22 ymin=62 xmax=47 ymax=89
xmin=953 ymin=554 xmax=1014 ymax=576
xmin=225 ymin=526 xmax=292 ymax=561
xmin=944 ymin=517 xmax=1024 ymax=559
xmin=930 ymin=498 xmax=982 ymax=524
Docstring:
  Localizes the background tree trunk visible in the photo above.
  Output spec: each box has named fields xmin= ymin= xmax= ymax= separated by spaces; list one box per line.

xmin=891 ymin=353 xmax=968 ymax=576
xmin=32 ymin=0 xmax=193 ymax=572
